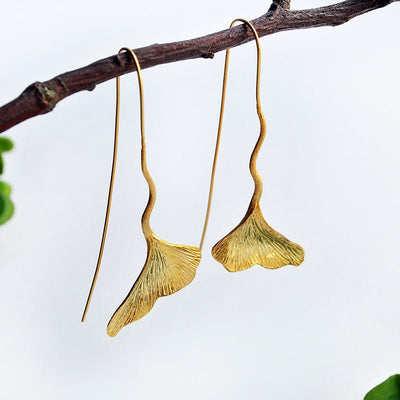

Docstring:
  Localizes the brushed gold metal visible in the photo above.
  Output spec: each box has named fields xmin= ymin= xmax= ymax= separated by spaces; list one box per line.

xmin=81 ymin=47 xmax=201 ymax=332
xmin=202 ymin=19 xmax=304 ymax=271
xmin=212 ymin=203 xmax=304 ymax=271
xmin=107 ymin=235 xmax=201 ymax=337
xmin=103 ymin=48 xmax=201 ymax=337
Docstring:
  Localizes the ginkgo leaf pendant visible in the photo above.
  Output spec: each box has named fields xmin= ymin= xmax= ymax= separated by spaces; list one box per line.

xmin=212 ymin=203 xmax=304 ymax=272
xmin=206 ymin=19 xmax=305 ymax=274
xmin=88 ymin=48 xmax=204 ymax=337
xmin=107 ymin=234 xmax=201 ymax=337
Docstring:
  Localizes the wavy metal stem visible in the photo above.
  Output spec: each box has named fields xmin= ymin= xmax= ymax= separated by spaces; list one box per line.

xmin=81 ymin=47 xmax=155 ymax=322
xmin=199 ymin=19 xmax=264 ymax=250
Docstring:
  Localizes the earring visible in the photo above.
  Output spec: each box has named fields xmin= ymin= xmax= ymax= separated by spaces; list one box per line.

xmin=200 ymin=19 xmax=304 ymax=272
xmin=81 ymin=48 xmax=201 ymax=337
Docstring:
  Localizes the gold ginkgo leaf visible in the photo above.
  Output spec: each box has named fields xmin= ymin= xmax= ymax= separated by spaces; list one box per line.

xmin=205 ymin=20 xmax=305 ymax=274
xmin=212 ymin=203 xmax=304 ymax=272
xmin=107 ymin=234 xmax=201 ymax=337
xmin=81 ymin=48 xmax=203 ymax=334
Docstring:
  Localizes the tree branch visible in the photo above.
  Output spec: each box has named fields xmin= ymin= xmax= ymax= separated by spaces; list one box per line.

xmin=0 ymin=0 xmax=396 ymax=134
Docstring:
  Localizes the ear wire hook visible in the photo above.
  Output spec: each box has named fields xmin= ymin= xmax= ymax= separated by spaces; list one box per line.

xmin=81 ymin=47 xmax=140 ymax=322
xmin=199 ymin=18 xmax=263 ymax=251
xmin=204 ymin=19 xmax=304 ymax=271
xmin=82 ymin=48 xmax=201 ymax=333
xmin=104 ymin=50 xmax=201 ymax=337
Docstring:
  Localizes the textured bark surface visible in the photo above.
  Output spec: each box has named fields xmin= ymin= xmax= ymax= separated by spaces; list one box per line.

xmin=0 ymin=0 xmax=397 ymax=134
xmin=273 ymin=0 xmax=291 ymax=9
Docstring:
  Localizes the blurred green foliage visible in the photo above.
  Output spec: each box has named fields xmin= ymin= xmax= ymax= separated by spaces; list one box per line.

xmin=0 ymin=137 xmax=14 ymax=225
xmin=365 ymin=375 xmax=400 ymax=400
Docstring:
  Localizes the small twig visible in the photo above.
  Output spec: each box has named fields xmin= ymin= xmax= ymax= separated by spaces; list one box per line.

xmin=0 ymin=0 xmax=396 ymax=134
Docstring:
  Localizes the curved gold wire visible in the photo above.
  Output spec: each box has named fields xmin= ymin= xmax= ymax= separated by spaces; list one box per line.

xmin=81 ymin=47 xmax=156 ymax=322
xmin=82 ymin=48 xmax=201 ymax=334
xmin=121 ymin=48 xmax=157 ymax=238
xmin=81 ymin=50 xmax=123 ymax=322
xmin=105 ymin=49 xmax=201 ymax=337
xmin=201 ymin=19 xmax=304 ymax=271
xmin=199 ymin=18 xmax=263 ymax=251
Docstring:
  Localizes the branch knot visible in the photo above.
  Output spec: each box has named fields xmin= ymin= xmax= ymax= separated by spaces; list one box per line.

xmin=32 ymin=82 xmax=58 ymax=112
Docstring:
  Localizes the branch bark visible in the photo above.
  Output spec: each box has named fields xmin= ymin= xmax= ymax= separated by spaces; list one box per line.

xmin=0 ymin=0 xmax=396 ymax=134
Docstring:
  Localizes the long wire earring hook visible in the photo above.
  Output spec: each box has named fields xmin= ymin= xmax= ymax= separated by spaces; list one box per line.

xmin=106 ymin=49 xmax=201 ymax=337
xmin=81 ymin=47 xmax=200 ymax=335
xmin=81 ymin=48 xmax=134 ymax=322
xmin=199 ymin=18 xmax=262 ymax=251
xmin=201 ymin=19 xmax=304 ymax=271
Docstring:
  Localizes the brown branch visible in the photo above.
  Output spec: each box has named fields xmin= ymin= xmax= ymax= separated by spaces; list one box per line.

xmin=0 ymin=0 xmax=397 ymax=134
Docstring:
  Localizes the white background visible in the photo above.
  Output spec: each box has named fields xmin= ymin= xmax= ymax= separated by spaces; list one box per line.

xmin=0 ymin=1 xmax=399 ymax=399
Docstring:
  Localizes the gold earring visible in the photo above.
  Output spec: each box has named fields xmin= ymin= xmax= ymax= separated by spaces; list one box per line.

xmin=81 ymin=48 xmax=201 ymax=337
xmin=201 ymin=19 xmax=304 ymax=272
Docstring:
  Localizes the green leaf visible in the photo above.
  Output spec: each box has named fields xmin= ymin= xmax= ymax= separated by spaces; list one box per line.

xmin=0 ymin=137 xmax=13 ymax=152
xmin=0 ymin=191 xmax=4 ymax=216
xmin=0 ymin=196 xmax=14 ymax=225
xmin=0 ymin=181 xmax=11 ymax=196
xmin=0 ymin=138 xmax=14 ymax=224
xmin=0 ymin=181 xmax=14 ymax=225
xmin=365 ymin=375 xmax=400 ymax=400
xmin=0 ymin=137 xmax=13 ymax=175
